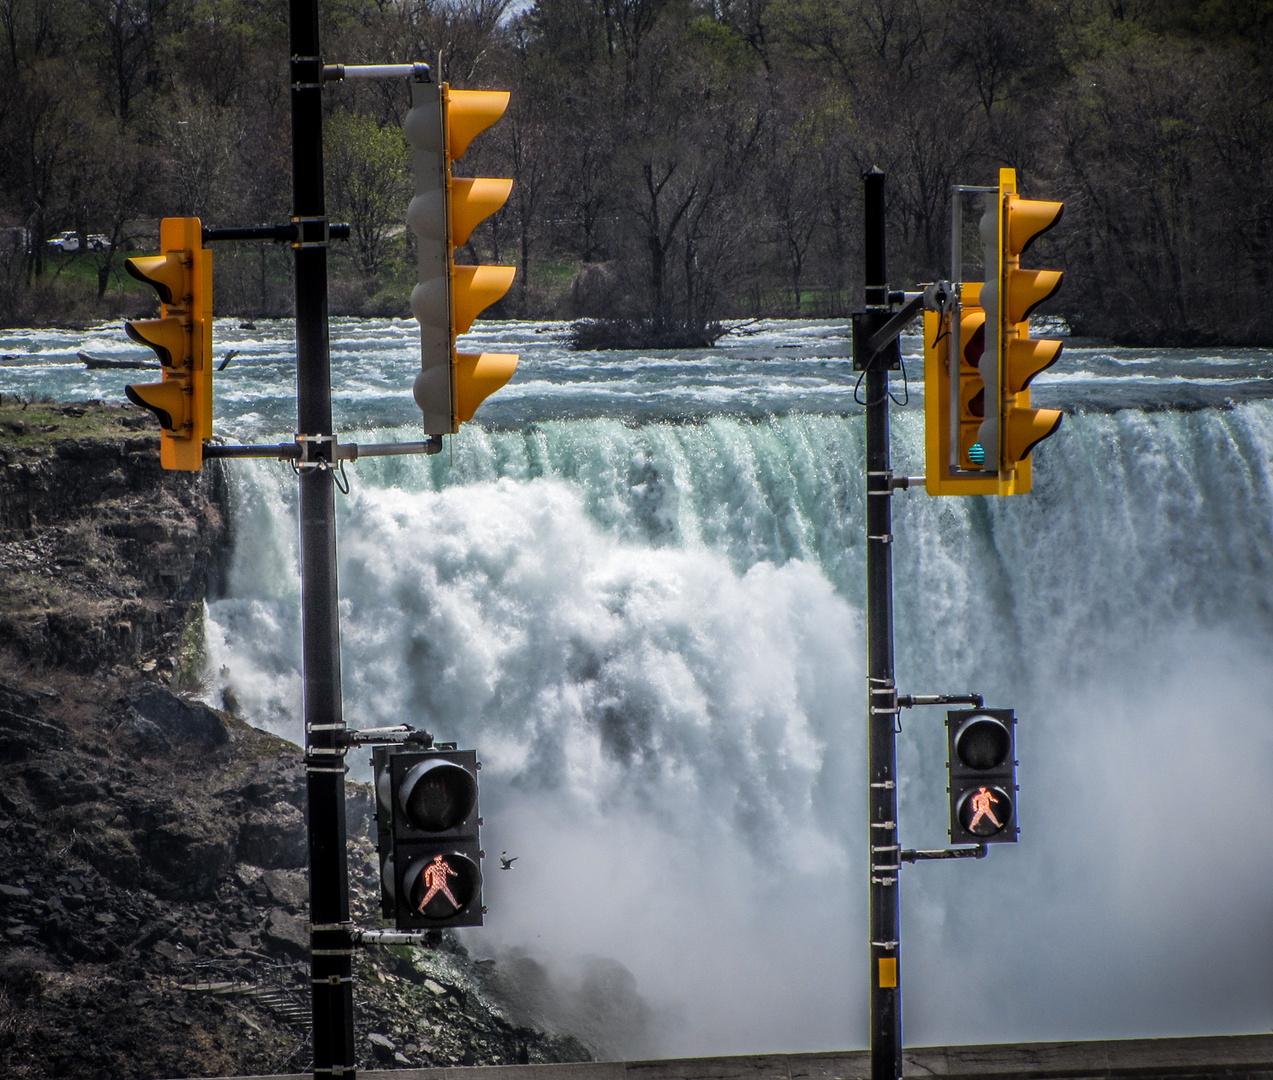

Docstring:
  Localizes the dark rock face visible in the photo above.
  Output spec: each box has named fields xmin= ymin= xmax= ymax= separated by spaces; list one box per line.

xmin=0 ymin=402 xmax=228 ymax=678
xmin=0 ymin=401 xmax=591 ymax=1079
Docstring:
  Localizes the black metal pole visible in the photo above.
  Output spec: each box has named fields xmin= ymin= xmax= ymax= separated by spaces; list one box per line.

xmin=863 ymin=167 xmax=902 ymax=1080
xmin=289 ymin=0 xmax=355 ymax=1076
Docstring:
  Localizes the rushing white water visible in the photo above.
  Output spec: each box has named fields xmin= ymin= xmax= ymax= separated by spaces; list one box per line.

xmin=4 ymin=318 xmax=1273 ymax=1056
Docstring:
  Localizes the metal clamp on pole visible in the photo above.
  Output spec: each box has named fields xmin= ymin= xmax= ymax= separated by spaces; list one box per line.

xmin=304 ymin=752 xmax=348 ymax=776
xmin=870 ymin=470 xmax=926 ymax=494
xmin=296 ymin=432 xmax=337 ymax=469
xmin=292 ymin=215 xmax=330 ymax=248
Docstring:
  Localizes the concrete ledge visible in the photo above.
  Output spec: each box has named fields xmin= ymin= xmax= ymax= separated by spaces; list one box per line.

xmin=190 ymin=1033 xmax=1273 ymax=1080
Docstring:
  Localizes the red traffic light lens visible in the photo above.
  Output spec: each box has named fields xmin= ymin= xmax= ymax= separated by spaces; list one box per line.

xmin=398 ymin=759 xmax=477 ymax=832
xmin=954 ymin=715 xmax=1011 ymax=771
xmin=404 ymin=852 xmax=482 ymax=920
xmin=955 ymin=785 xmax=1014 ymax=837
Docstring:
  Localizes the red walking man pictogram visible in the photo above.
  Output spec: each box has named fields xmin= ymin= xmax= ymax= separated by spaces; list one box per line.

xmin=417 ymin=854 xmax=460 ymax=912
xmin=968 ymin=786 xmax=1002 ymax=832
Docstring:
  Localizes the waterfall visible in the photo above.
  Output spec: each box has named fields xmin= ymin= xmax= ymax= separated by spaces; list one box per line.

xmin=205 ymin=400 xmax=1273 ymax=1056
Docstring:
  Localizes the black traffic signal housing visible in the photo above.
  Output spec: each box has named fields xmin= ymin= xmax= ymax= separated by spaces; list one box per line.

xmin=947 ymin=709 xmax=1018 ymax=844
xmin=372 ymin=746 xmax=484 ymax=929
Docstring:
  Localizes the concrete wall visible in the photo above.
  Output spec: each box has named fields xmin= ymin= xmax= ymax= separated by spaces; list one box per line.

xmin=202 ymin=1032 xmax=1273 ymax=1080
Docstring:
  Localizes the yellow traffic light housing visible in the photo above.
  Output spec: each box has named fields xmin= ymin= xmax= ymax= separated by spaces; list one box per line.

xmin=925 ymin=283 xmax=998 ymax=495
xmin=980 ymin=168 xmax=1063 ymax=489
xmin=406 ymin=77 xmax=518 ymax=437
xmin=925 ymin=171 xmax=1064 ymax=496
xmin=123 ymin=217 xmax=212 ymax=471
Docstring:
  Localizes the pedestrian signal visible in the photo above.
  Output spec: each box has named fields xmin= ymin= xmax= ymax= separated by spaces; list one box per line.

xmin=372 ymin=746 xmax=484 ymax=929
xmin=946 ymin=709 xmax=1017 ymax=844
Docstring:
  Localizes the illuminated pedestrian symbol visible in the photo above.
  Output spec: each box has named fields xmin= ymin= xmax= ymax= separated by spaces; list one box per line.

xmin=417 ymin=854 xmax=460 ymax=913
xmin=967 ymin=786 xmax=1002 ymax=832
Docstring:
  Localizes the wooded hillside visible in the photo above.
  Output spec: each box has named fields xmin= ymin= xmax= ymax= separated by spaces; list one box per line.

xmin=1 ymin=0 xmax=1269 ymax=344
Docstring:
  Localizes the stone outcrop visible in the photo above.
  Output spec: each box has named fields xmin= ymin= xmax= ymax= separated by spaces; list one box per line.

xmin=0 ymin=398 xmax=590 ymax=1079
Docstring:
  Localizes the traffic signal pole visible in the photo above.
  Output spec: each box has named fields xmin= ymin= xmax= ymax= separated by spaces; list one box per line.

xmin=859 ymin=168 xmax=903 ymax=1080
xmin=289 ymin=0 xmax=356 ymax=1076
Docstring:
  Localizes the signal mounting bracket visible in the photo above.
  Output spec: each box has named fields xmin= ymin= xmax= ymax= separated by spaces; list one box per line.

xmin=340 ymin=724 xmax=435 ymax=748
xmin=900 ymin=844 xmax=988 ymax=863
xmin=897 ymin=692 xmax=984 ymax=709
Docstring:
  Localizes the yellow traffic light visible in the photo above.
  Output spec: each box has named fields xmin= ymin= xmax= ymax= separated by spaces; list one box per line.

xmin=924 ymin=284 xmax=997 ymax=496
xmin=925 ymin=172 xmax=1064 ymax=496
xmin=979 ymin=168 xmax=1063 ymax=491
xmin=123 ymin=217 xmax=212 ymax=471
xmin=406 ymin=79 xmax=518 ymax=437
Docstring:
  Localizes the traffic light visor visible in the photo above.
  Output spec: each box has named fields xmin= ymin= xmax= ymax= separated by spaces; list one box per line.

xmin=452 ymin=178 xmax=513 ymax=246
xmin=960 ymin=310 xmax=985 ymax=367
xmin=125 ymin=253 xmax=184 ymax=305
xmin=1005 ymin=407 xmax=1062 ymax=462
xmin=1005 ymin=337 xmax=1063 ymax=394
xmin=1004 ymin=269 xmax=1063 ymax=324
xmin=448 ymin=90 xmax=510 ymax=159
xmin=125 ymin=381 xmax=187 ymax=432
xmin=453 ymin=264 xmax=516 ymax=333
xmin=398 ymin=759 xmax=478 ymax=832
xmin=456 ymin=352 xmax=518 ymax=422
xmin=953 ymin=714 xmax=1012 ymax=771
xmin=125 ymin=317 xmax=188 ymax=368
xmin=1007 ymin=198 xmax=1063 ymax=257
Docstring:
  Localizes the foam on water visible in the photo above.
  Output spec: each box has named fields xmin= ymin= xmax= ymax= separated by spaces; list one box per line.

xmin=202 ymin=400 xmax=1273 ymax=1056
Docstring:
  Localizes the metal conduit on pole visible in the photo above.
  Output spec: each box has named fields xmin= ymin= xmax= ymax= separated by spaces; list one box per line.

xmin=288 ymin=0 xmax=355 ymax=1075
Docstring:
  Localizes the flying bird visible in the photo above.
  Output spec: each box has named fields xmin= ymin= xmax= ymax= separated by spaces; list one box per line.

xmin=499 ymin=852 xmax=517 ymax=870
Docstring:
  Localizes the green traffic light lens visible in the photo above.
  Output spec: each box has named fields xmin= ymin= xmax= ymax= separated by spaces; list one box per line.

xmin=955 ymin=715 xmax=1011 ymax=771
xmin=969 ymin=443 xmax=985 ymax=465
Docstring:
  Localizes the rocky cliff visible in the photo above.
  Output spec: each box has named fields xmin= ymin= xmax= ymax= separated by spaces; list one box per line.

xmin=0 ymin=398 xmax=590 ymax=1079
